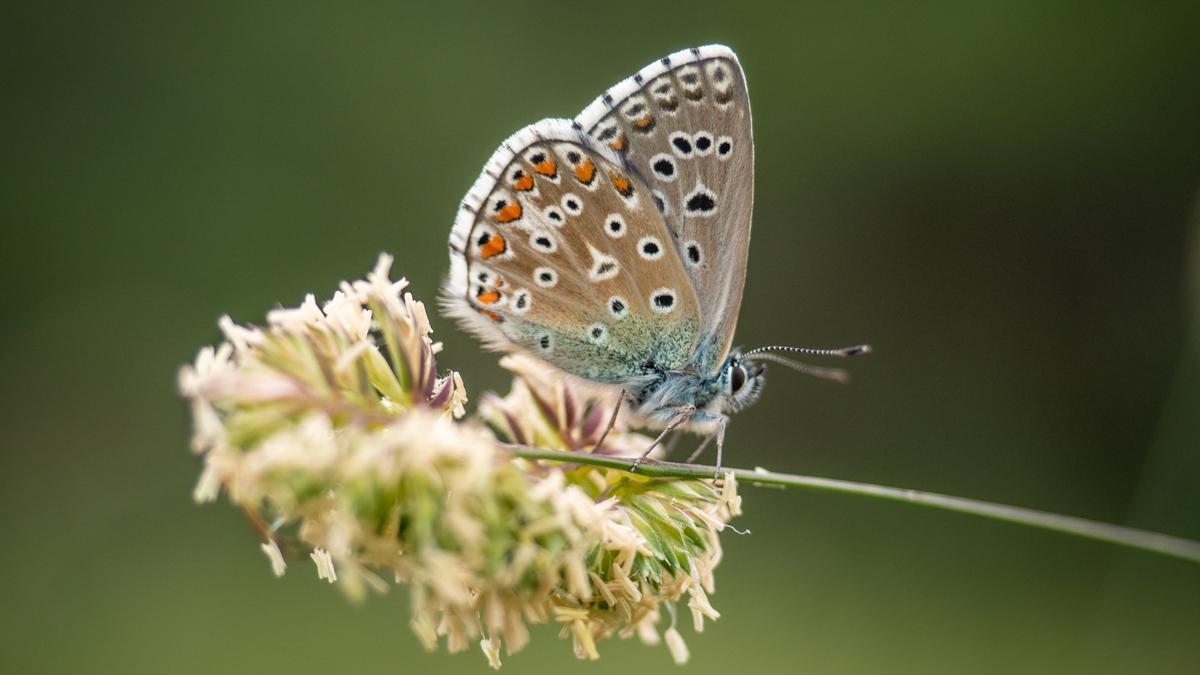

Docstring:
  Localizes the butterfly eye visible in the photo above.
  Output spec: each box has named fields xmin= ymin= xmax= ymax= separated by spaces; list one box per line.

xmin=730 ymin=364 xmax=747 ymax=393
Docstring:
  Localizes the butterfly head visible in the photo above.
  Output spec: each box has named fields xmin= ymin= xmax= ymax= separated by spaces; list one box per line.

xmin=719 ymin=350 xmax=767 ymax=413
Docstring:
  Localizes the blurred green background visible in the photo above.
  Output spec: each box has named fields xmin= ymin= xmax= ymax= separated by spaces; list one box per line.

xmin=3 ymin=2 xmax=1199 ymax=673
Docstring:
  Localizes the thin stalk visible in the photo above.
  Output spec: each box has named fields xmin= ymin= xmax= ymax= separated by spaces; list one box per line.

xmin=506 ymin=445 xmax=1200 ymax=565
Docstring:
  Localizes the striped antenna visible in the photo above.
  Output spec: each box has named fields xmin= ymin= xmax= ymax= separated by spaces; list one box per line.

xmin=741 ymin=344 xmax=872 ymax=359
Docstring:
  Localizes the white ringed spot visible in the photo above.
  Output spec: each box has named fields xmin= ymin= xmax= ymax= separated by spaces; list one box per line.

xmin=649 ymin=153 xmax=677 ymax=181
xmin=529 ymin=229 xmax=557 ymax=253
xmin=669 ymin=131 xmax=693 ymax=157
xmin=586 ymin=322 xmax=609 ymax=345
xmin=638 ymin=236 xmax=665 ymax=260
xmin=561 ymin=193 xmax=583 ymax=215
xmin=510 ymin=289 xmax=532 ymax=314
xmin=533 ymin=267 xmax=558 ymax=287
xmin=603 ymin=213 xmax=627 ymax=238
xmin=608 ymin=295 xmax=630 ymax=319
xmin=683 ymin=184 xmax=718 ymax=218
xmin=650 ymin=287 xmax=677 ymax=313
xmin=716 ymin=135 xmax=733 ymax=160
xmin=541 ymin=204 xmax=566 ymax=227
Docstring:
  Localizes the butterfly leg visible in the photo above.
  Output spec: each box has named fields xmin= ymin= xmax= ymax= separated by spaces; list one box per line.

xmin=712 ymin=415 xmax=728 ymax=479
xmin=685 ymin=433 xmax=715 ymax=464
xmin=591 ymin=389 xmax=627 ymax=453
xmin=630 ymin=405 xmax=696 ymax=472
xmin=662 ymin=431 xmax=682 ymax=458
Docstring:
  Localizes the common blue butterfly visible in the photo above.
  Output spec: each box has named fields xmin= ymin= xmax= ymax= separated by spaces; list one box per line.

xmin=444 ymin=45 xmax=868 ymax=472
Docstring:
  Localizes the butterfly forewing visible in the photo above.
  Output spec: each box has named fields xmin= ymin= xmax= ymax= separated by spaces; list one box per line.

xmin=576 ymin=46 xmax=753 ymax=374
xmin=446 ymin=119 xmax=701 ymax=383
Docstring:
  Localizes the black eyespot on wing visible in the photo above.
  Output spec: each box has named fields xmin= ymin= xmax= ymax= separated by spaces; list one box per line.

xmin=538 ymin=335 xmax=551 ymax=350
xmin=529 ymin=152 xmax=546 ymax=164
xmin=718 ymin=140 xmax=731 ymax=155
xmin=642 ymin=241 xmax=660 ymax=255
xmin=535 ymin=236 xmax=552 ymax=248
xmin=687 ymin=244 xmax=701 ymax=264
xmin=591 ymin=326 xmax=603 ymax=339
xmin=653 ymin=293 xmax=674 ymax=308
xmin=539 ymin=271 xmax=553 ymax=282
xmin=597 ymin=261 xmax=616 ymax=275
xmin=567 ymin=150 xmax=581 ymax=163
xmin=672 ymin=136 xmax=692 ymax=154
xmin=566 ymin=198 xmax=578 ymax=210
xmin=610 ymin=298 xmax=625 ymax=313
xmin=695 ymin=135 xmax=711 ymax=151
xmin=653 ymin=158 xmax=674 ymax=177
xmin=686 ymin=192 xmax=716 ymax=213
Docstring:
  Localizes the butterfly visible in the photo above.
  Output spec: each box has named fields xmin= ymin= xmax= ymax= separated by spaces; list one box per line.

xmin=444 ymin=45 xmax=868 ymax=473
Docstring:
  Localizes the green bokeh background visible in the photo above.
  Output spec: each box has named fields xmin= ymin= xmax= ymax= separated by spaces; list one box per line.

xmin=3 ymin=2 xmax=1199 ymax=673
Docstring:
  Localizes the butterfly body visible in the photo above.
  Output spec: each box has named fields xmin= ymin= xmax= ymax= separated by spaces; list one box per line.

xmin=444 ymin=45 xmax=768 ymax=452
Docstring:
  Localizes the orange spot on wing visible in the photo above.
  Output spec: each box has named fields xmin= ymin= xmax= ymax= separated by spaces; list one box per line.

xmin=534 ymin=160 xmax=557 ymax=177
xmin=513 ymin=174 xmax=535 ymax=191
xmin=610 ymin=172 xmax=632 ymax=196
xmin=479 ymin=233 xmax=507 ymax=258
xmin=609 ymin=135 xmax=626 ymax=151
xmin=634 ymin=115 xmax=655 ymax=129
xmin=476 ymin=290 xmax=501 ymax=305
xmin=496 ymin=203 xmax=522 ymax=223
xmin=574 ymin=159 xmax=595 ymax=183
xmin=493 ymin=277 xmax=504 ymax=287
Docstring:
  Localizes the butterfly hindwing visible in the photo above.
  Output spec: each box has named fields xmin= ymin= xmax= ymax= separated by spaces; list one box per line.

xmin=576 ymin=45 xmax=753 ymax=374
xmin=445 ymin=119 xmax=701 ymax=383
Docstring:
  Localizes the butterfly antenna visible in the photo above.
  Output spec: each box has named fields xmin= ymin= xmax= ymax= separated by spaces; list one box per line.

xmin=741 ymin=344 xmax=872 ymax=359
xmin=742 ymin=352 xmax=852 ymax=384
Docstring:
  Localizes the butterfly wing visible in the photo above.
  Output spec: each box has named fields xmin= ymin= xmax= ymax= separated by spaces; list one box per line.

xmin=444 ymin=119 xmax=701 ymax=384
xmin=575 ymin=45 xmax=753 ymax=375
